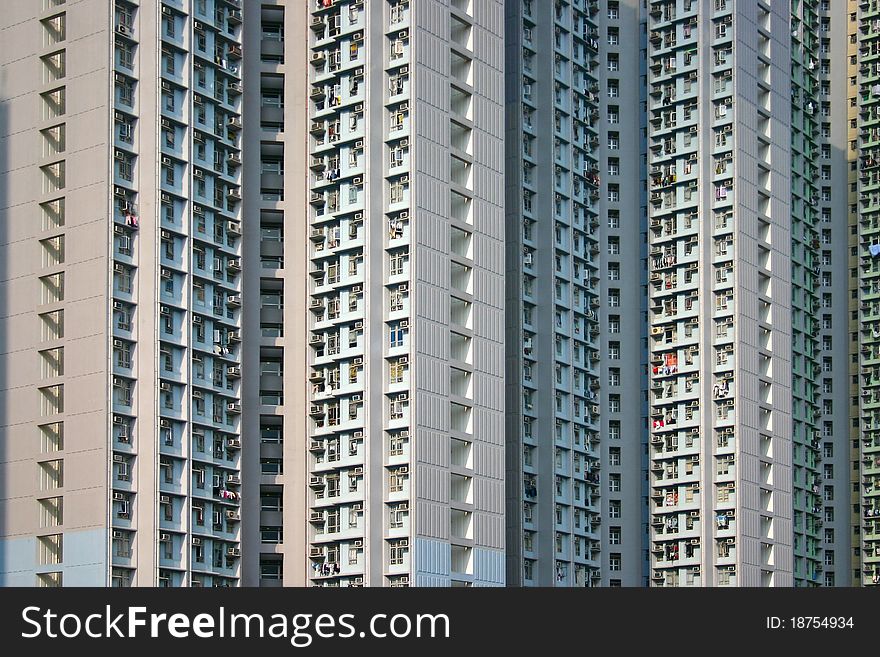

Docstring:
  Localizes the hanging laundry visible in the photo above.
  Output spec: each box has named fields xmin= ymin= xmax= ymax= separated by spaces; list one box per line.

xmin=869 ymin=243 xmax=880 ymax=257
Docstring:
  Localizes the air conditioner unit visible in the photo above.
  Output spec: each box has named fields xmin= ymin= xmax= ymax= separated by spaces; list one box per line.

xmin=192 ymin=315 xmax=202 ymax=325
xmin=113 ymin=415 xmax=125 ymax=424
xmin=160 ymin=419 xmax=171 ymax=429
xmin=112 ymin=530 xmax=124 ymax=539
xmin=160 ymin=305 xmax=171 ymax=314
xmin=354 ymin=357 xmax=364 ymax=365
xmin=353 ymin=539 xmax=364 ymax=548
xmin=159 ymin=495 xmax=171 ymax=505
xmin=352 ymin=502 xmax=363 ymax=511
xmin=194 ymin=169 xmax=204 ymax=179
xmin=353 ymin=430 xmax=364 ymax=439
xmin=355 ymin=140 xmax=364 ymax=148
xmin=353 ymin=32 xmax=363 ymax=41
xmin=160 ymin=382 xmax=172 ymax=391
xmin=113 ymin=339 xmax=124 ymax=350
xmin=351 ymin=394 xmax=363 ymax=402
xmin=161 ymin=81 xmax=172 ymax=92
xmin=353 ymin=177 xmax=363 ymax=185
xmin=400 ymin=320 xmax=409 ymax=329
xmin=113 ymin=454 xmax=124 ymax=463
xmin=399 ymin=356 xmax=408 ymax=365
xmin=354 ymin=212 xmax=364 ymax=221
xmin=160 ymin=533 xmax=171 ymax=542
xmin=161 ymin=6 xmax=172 ymax=16
xmin=355 ymin=103 xmax=364 ymax=113
xmin=113 ymin=301 xmax=124 ymax=311
xmin=113 ymin=492 xmax=125 ymax=501
xmin=399 ymin=283 xmax=408 ymax=293
xmin=114 ymin=73 xmax=126 ymax=84
xmin=192 ymin=537 xmax=201 ymax=546
xmin=398 ymin=466 xmax=409 ymax=474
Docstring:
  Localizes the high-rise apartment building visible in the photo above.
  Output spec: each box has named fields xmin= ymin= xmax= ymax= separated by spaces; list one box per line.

xmin=238 ymin=0 xmax=310 ymax=587
xmin=503 ymin=0 xmax=645 ymax=587
xmin=293 ymin=0 xmax=506 ymax=588
xmin=0 ymin=0 xmax=245 ymax=587
xmin=3 ymin=0 xmax=878 ymax=590
xmin=788 ymin=0 xmax=823 ymax=587
xmin=816 ymin=0 xmax=854 ymax=589
xmin=854 ymin=0 xmax=880 ymax=588
xmin=646 ymin=0 xmax=797 ymax=587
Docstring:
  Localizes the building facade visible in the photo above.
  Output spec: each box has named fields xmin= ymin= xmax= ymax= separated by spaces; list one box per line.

xmin=646 ymin=0 xmax=796 ymax=587
xmin=1 ymin=0 xmax=876 ymax=590
xmin=503 ymin=0 xmax=645 ymax=587
xmin=1 ymin=0 xmax=245 ymax=587
xmin=296 ymin=0 xmax=506 ymax=587
xmin=855 ymin=0 xmax=880 ymax=588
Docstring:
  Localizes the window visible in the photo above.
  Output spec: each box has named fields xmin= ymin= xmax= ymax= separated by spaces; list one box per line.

xmin=38 ymin=533 xmax=63 ymax=565
xmin=116 ymin=39 xmax=133 ymax=69
xmin=389 ymin=322 xmax=405 ymax=348
xmin=39 ymin=459 xmax=64 ymax=490
xmin=39 ymin=496 xmax=63 ymax=527
xmin=389 ymin=432 xmax=406 ymax=457
xmin=389 ymin=540 xmax=408 ymax=565
xmin=39 ymin=423 xmax=64 ymax=452
xmin=389 ymin=250 xmax=407 ymax=276
xmin=607 ymin=27 xmax=619 ymax=45
xmin=260 ymin=526 xmax=283 ymax=544
xmin=37 ymin=572 xmax=62 ymax=587
xmin=389 ymin=359 xmax=406 ymax=384
xmin=390 ymin=504 xmax=406 ymax=528
xmin=389 ymin=468 xmax=406 ymax=492
xmin=261 ymin=458 xmax=283 ymax=475
xmin=262 ymin=22 xmax=284 ymax=41
xmin=260 ymin=560 xmax=283 ymax=581
xmin=608 ymin=421 xmax=620 ymax=441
